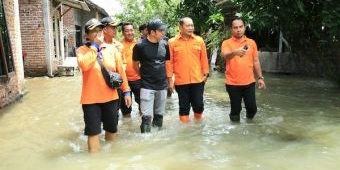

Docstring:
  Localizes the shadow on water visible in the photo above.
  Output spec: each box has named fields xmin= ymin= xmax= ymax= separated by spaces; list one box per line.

xmin=1 ymin=72 xmax=340 ymax=169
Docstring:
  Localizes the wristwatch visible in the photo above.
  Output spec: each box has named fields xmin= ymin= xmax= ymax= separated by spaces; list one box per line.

xmin=258 ymin=76 xmax=264 ymax=80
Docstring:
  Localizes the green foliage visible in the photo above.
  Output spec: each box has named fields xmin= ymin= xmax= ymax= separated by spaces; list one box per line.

xmin=115 ymin=0 xmax=180 ymax=37
xmin=117 ymin=0 xmax=227 ymax=50
xmin=174 ymin=0 xmax=227 ymax=51
xmin=175 ymin=0 xmax=222 ymax=34
xmin=231 ymin=0 xmax=340 ymax=84
xmin=321 ymin=1 xmax=340 ymax=40
xmin=230 ymin=0 xmax=340 ymax=48
xmin=114 ymin=0 xmax=340 ymax=85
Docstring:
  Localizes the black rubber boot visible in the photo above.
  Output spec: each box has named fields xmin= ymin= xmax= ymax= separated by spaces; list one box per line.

xmin=140 ymin=115 xmax=152 ymax=133
xmin=229 ymin=114 xmax=240 ymax=122
xmin=152 ymin=114 xmax=163 ymax=128
xmin=246 ymin=112 xmax=256 ymax=119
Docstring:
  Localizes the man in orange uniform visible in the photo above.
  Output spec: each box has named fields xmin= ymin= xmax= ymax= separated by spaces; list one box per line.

xmin=120 ymin=22 xmax=141 ymax=117
xmin=167 ymin=17 xmax=209 ymax=123
xmin=101 ymin=17 xmax=124 ymax=55
xmin=101 ymin=17 xmax=127 ymax=118
xmin=221 ymin=18 xmax=266 ymax=122
xmin=77 ymin=18 xmax=131 ymax=153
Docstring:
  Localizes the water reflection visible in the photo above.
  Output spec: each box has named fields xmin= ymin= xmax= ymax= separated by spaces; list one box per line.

xmin=1 ymin=72 xmax=340 ymax=170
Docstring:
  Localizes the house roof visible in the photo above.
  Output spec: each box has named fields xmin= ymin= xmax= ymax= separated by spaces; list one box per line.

xmin=84 ymin=0 xmax=109 ymax=16
xmin=54 ymin=0 xmax=109 ymax=16
xmin=55 ymin=0 xmax=90 ymax=11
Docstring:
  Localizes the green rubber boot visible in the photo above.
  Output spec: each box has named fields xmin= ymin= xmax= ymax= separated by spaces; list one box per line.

xmin=152 ymin=114 xmax=163 ymax=129
xmin=140 ymin=115 xmax=152 ymax=133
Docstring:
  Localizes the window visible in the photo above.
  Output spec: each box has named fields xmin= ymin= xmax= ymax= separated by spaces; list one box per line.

xmin=0 ymin=0 xmax=14 ymax=77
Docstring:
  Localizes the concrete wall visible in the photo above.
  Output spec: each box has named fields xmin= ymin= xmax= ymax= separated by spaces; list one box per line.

xmin=260 ymin=51 xmax=298 ymax=73
xmin=19 ymin=1 xmax=108 ymax=76
xmin=0 ymin=0 xmax=25 ymax=109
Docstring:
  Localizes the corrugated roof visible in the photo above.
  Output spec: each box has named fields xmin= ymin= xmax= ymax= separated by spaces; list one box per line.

xmin=55 ymin=0 xmax=90 ymax=11
xmin=84 ymin=0 xmax=108 ymax=16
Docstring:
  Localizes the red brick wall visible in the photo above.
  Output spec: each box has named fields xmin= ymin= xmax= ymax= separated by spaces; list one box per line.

xmin=19 ymin=0 xmax=47 ymax=76
xmin=0 ymin=0 xmax=24 ymax=109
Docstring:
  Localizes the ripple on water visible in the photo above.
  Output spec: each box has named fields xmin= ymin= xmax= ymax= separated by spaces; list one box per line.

xmin=69 ymin=142 xmax=82 ymax=153
xmin=2 ymin=74 xmax=340 ymax=170
xmin=202 ymin=124 xmax=236 ymax=136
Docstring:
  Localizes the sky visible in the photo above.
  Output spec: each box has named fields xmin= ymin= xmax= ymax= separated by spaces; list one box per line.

xmin=90 ymin=0 xmax=123 ymax=16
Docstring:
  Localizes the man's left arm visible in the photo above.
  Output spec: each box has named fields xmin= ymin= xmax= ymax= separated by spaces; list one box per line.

xmin=200 ymin=40 xmax=210 ymax=81
xmin=253 ymin=52 xmax=266 ymax=89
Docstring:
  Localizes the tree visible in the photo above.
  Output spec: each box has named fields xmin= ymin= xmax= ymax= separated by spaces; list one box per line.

xmin=115 ymin=0 xmax=180 ymax=37
xmin=229 ymin=0 xmax=340 ymax=84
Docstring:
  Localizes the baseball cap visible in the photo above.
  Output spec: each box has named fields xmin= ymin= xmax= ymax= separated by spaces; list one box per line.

xmin=84 ymin=18 xmax=103 ymax=33
xmin=101 ymin=17 xmax=121 ymax=27
xmin=147 ymin=18 xmax=167 ymax=31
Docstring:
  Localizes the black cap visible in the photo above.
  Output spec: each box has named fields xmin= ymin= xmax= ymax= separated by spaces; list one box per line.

xmin=84 ymin=18 xmax=103 ymax=33
xmin=101 ymin=17 xmax=121 ymax=27
xmin=147 ymin=19 xmax=167 ymax=31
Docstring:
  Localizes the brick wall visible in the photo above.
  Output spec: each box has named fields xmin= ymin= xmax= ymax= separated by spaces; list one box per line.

xmin=19 ymin=0 xmax=48 ymax=77
xmin=16 ymin=0 xmax=107 ymax=77
xmin=0 ymin=0 xmax=25 ymax=109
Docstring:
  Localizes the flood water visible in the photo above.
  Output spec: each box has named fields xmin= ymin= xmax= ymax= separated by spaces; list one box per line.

xmin=1 ymin=71 xmax=340 ymax=170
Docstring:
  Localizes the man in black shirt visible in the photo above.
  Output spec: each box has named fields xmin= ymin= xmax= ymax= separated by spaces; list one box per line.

xmin=133 ymin=19 xmax=170 ymax=133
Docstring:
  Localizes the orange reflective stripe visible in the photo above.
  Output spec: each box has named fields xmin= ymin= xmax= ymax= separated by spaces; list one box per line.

xmin=167 ymin=34 xmax=209 ymax=85
xmin=221 ymin=36 xmax=258 ymax=85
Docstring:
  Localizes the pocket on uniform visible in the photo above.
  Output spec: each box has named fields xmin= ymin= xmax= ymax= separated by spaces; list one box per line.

xmin=192 ymin=45 xmax=201 ymax=56
xmin=173 ymin=46 xmax=184 ymax=56
xmin=173 ymin=47 xmax=184 ymax=62
xmin=174 ymin=46 xmax=183 ymax=52
xmin=193 ymin=45 xmax=201 ymax=51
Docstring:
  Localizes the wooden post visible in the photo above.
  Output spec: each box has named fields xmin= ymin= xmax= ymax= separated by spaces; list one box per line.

xmin=0 ymin=29 xmax=9 ymax=76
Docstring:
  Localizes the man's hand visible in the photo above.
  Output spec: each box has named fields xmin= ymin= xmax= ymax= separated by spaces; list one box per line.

xmin=203 ymin=74 xmax=209 ymax=82
xmin=124 ymin=96 xmax=132 ymax=108
xmin=234 ymin=46 xmax=247 ymax=57
xmin=93 ymin=31 xmax=104 ymax=46
xmin=257 ymin=79 xmax=266 ymax=89
xmin=167 ymin=77 xmax=174 ymax=94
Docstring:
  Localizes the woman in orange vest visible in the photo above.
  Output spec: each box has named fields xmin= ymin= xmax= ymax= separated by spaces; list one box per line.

xmin=77 ymin=18 xmax=131 ymax=153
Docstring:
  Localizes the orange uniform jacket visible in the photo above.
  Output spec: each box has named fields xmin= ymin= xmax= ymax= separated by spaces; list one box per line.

xmin=121 ymin=39 xmax=140 ymax=81
xmin=77 ymin=44 xmax=130 ymax=104
xmin=113 ymin=39 xmax=124 ymax=53
xmin=221 ymin=36 xmax=258 ymax=85
xmin=167 ymin=34 xmax=209 ymax=85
